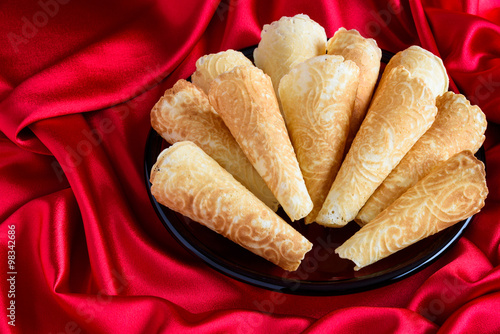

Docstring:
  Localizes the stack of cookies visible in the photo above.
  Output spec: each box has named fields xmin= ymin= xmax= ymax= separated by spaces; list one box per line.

xmin=149 ymin=14 xmax=488 ymax=272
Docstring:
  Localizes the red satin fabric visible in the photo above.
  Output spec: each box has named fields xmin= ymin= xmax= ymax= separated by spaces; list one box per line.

xmin=1 ymin=0 xmax=500 ymax=333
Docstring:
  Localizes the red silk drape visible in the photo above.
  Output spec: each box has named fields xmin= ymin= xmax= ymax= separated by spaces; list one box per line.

xmin=1 ymin=1 xmax=500 ymax=333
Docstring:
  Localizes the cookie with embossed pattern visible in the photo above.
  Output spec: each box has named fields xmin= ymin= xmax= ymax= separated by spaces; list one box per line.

xmin=279 ymin=55 xmax=359 ymax=224
xmin=209 ymin=65 xmax=313 ymax=221
xmin=327 ymin=28 xmax=382 ymax=154
xmin=336 ymin=150 xmax=488 ymax=270
xmin=357 ymin=91 xmax=487 ymax=225
xmin=192 ymin=49 xmax=253 ymax=94
xmin=375 ymin=45 xmax=448 ymax=101
xmin=316 ymin=65 xmax=437 ymax=227
xmin=151 ymin=79 xmax=278 ymax=211
xmin=253 ymin=14 xmax=327 ymax=97
xmin=150 ymin=141 xmax=313 ymax=271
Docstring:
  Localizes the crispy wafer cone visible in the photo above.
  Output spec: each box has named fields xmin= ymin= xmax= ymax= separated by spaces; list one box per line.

xmin=279 ymin=55 xmax=360 ymax=224
xmin=150 ymin=141 xmax=312 ymax=271
xmin=253 ymin=14 xmax=327 ymax=96
xmin=151 ymin=79 xmax=279 ymax=211
xmin=209 ymin=65 xmax=313 ymax=221
xmin=375 ymin=45 xmax=448 ymax=101
xmin=192 ymin=49 xmax=253 ymax=94
xmin=336 ymin=150 xmax=488 ymax=270
xmin=315 ymin=66 xmax=437 ymax=227
xmin=356 ymin=92 xmax=487 ymax=225
xmin=326 ymin=28 xmax=381 ymax=153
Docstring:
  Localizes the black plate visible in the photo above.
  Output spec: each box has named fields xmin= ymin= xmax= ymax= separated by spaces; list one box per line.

xmin=144 ymin=45 xmax=485 ymax=295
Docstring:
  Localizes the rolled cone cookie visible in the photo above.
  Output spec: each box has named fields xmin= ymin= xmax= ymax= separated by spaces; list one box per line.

xmin=374 ymin=45 xmax=448 ymax=101
xmin=326 ymin=28 xmax=382 ymax=154
xmin=279 ymin=55 xmax=359 ymax=224
xmin=336 ymin=150 xmax=488 ymax=270
xmin=316 ymin=66 xmax=437 ymax=227
xmin=151 ymin=79 xmax=279 ymax=211
xmin=356 ymin=91 xmax=487 ymax=225
xmin=150 ymin=141 xmax=313 ymax=271
xmin=253 ymin=14 xmax=327 ymax=97
xmin=209 ymin=65 xmax=313 ymax=221
xmin=191 ymin=49 xmax=253 ymax=94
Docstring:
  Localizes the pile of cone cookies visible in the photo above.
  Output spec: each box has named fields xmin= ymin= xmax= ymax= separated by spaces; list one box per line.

xmin=149 ymin=14 xmax=488 ymax=272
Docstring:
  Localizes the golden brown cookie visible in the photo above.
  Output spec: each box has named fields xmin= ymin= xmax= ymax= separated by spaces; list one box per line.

xmin=336 ymin=150 xmax=488 ymax=270
xmin=151 ymin=141 xmax=313 ymax=271
xmin=376 ymin=45 xmax=448 ymax=100
xmin=326 ymin=28 xmax=382 ymax=154
xmin=192 ymin=49 xmax=253 ymax=94
xmin=253 ymin=14 xmax=327 ymax=96
xmin=357 ymin=91 xmax=487 ymax=225
xmin=151 ymin=79 xmax=279 ymax=210
xmin=209 ymin=65 xmax=313 ymax=221
xmin=279 ymin=55 xmax=359 ymax=224
xmin=316 ymin=66 xmax=437 ymax=227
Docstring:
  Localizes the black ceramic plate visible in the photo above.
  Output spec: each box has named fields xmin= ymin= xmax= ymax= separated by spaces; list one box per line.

xmin=144 ymin=45 xmax=486 ymax=295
